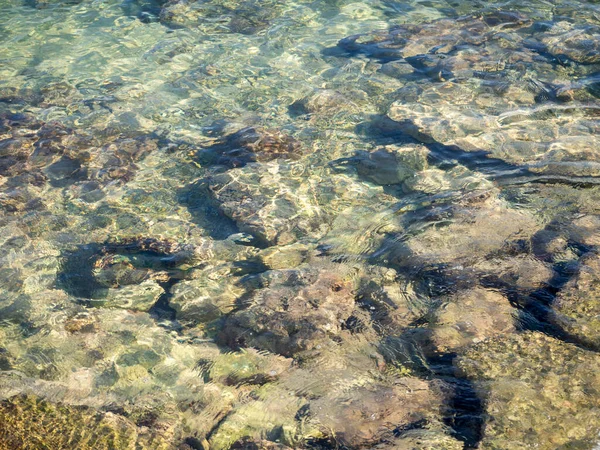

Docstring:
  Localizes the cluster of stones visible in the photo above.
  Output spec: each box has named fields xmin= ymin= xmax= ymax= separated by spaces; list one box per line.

xmin=0 ymin=112 xmax=162 ymax=211
xmin=309 ymin=9 xmax=600 ymax=449
xmin=159 ymin=0 xmax=286 ymax=34
xmin=336 ymin=11 xmax=600 ymax=182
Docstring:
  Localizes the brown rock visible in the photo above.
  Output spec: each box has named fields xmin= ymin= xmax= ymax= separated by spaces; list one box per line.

xmin=220 ymin=266 xmax=355 ymax=357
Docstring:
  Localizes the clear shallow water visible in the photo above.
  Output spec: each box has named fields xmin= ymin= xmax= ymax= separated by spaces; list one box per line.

xmin=1 ymin=0 xmax=600 ymax=448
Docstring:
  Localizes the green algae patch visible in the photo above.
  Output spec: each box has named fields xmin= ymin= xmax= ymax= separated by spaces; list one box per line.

xmin=0 ymin=394 xmax=171 ymax=450
xmin=456 ymin=332 xmax=600 ymax=449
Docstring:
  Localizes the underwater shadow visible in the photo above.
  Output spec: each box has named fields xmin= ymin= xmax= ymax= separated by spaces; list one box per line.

xmin=334 ymin=114 xmax=600 ymax=192
xmin=177 ymin=180 xmax=240 ymax=241
xmin=480 ymin=223 xmax=600 ymax=353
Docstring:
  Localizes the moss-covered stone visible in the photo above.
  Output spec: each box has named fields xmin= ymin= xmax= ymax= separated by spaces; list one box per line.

xmin=552 ymin=252 xmax=600 ymax=347
xmin=456 ymin=332 xmax=600 ymax=449
xmin=0 ymin=394 xmax=171 ymax=449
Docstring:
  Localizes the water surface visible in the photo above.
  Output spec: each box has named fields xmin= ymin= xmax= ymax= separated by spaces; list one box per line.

xmin=1 ymin=0 xmax=600 ymax=448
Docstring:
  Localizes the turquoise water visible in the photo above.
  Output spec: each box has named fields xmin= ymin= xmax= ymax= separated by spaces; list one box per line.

xmin=1 ymin=0 xmax=600 ymax=448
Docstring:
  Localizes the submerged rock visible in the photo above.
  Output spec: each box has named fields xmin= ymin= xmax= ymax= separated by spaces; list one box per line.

xmin=167 ymin=237 xmax=264 ymax=324
xmin=0 ymin=113 xmax=164 ymax=201
xmin=288 ymin=89 xmax=367 ymax=119
xmin=3 ymin=6 xmax=600 ymax=450
xmin=91 ymin=280 xmax=164 ymax=312
xmin=93 ymin=135 xmax=160 ymax=184
xmin=354 ymin=265 xmax=425 ymax=333
xmin=337 ymin=11 xmax=600 ymax=88
xmin=473 ymin=255 xmax=555 ymax=291
xmin=426 ymin=288 xmax=516 ymax=354
xmin=384 ymin=193 xmax=540 ymax=267
xmin=228 ymin=438 xmax=292 ymax=449
xmin=201 ymin=167 xmax=323 ymax=246
xmin=198 ymin=156 xmax=391 ymax=247
xmin=197 ymin=127 xmax=303 ymax=169
xmin=375 ymin=430 xmax=464 ymax=449
xmin=58 ymin=237 xmax=196 ymax=309
xmin=387 ymin=84 xmax=600 ymax=178
xmin=335 ymin=12 xmax=600 ymax=184
xmin=208 ymin=396 xmax=304 ymax=449
xmin=337 ymin=12 xmax=532 ymax=65
xmin=567 ymin=214 xmax=600 ymax=247
xmin=256 ymin=243 xmax=311 ymax=270
xmin=308 ymin=378 xmax=453 ymax=448
xmin=203 ymin=348 xmax=291 ymax=386
xmin=169 ymin=267 xmax=245 ymax=325
xmin=219 ymin=264 xmax=356 ymax=357
xmin=331 ymin=144 xmax=429 ymax=186
xmin=526 ymin=21 xmax=600 ymax=65
xmin=199 ymin=163 xmax=325 ymax=246
xmin=457 ymin=332 xmax=600 ymax=449
xmin=64 ymin=312 xmax=98 ymax=333
xmin=160 ymin=0 xmax=284 ymax=34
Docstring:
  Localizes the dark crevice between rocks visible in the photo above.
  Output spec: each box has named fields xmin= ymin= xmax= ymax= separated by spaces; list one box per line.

xmin=351 ymin=115 xmax=525 ymax=187
xmin=148 ymin=278 xmax=179 ymax=324
xmin=382 ymin=327 xmax=485 ymax=449
xmin=231 ymin=257 xmax=270 ymax=276
xmin=319 ymin=28 xmax=600 ymax=448
xmin=370 ymin=260 xmax=486 ymax=447
xmin=348 ymin=182 xmax=546 ymax=449
xmin=444 ymin=378 xmax=483 ymax=448
xmin=375 ymin=232 xmax=600 ymax=445
xmin=427 ymin=362 xmax=484 ymax=449
xmin=372 ymin=248 xmax=550 ymax=448
xmin=57 ymin=243 xmax=107 ymax=300
xmin=204 ymin=410 xmax=236 ymax=447
xmin=178 ymin=181 xmax=241 ymax=241
xmin=477 ymin=219 xmax=600 ymax=354
xmin=480 ymin=258 xmax=600 ymax=354
xmin=304 ymin=436 xmax=351 ymax=450
xmin=180 ymin=436 xmax=206 ymax=450
xmin=356 ymin=113 xmax=600 ymax=344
